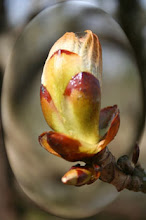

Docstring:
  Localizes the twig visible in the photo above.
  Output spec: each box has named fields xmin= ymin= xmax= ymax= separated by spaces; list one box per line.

xmin=94 ymin=147 xmax=146 ymax=193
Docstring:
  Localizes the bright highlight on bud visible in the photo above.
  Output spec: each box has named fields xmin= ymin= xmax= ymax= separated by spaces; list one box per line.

xmin=61 ymin=166 xmax=92 ymax=186
xmin=39 ymin=30 xmax=120 ymax=186
xmin=61 ymin=164 xmax=101 ymax=186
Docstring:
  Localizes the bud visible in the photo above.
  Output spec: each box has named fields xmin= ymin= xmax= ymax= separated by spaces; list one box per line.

xmin=61 ymin=166 xmax=92 ymax=186
xmin=41 ymin=30 xmax=102 ymax=144
xmin=61 ymin=164 xmax=101 ymax=186
xmin=39 ymin=30 xmax=120 ymax=163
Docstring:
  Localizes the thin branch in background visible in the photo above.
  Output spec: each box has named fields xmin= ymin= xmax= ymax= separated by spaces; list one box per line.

xmin=0 ymin=1 xmax=18 ymax=219
xmin=0 ymin=0 xmax=7 ymax=31
xmin=0 ymin=68 xmax=17 ymax=220
xmin=118 ymin=0 xmax=146 ymax=140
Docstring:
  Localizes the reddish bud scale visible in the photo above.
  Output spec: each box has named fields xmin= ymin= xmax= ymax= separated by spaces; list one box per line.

xmin=47 ymin=131 xmax=95 ymax=162
xmin=76 ymin=169 xmax=90 ymax=186
xmin=87 ymin=164 xmax=101 ymax=184
xmin=99 ymin=105 xmax=117 ymax=130
xmin=64 ymin=71 xmax=101 ymax=101
xmin=40 ymin=84 xmax=65 ymax=132
xmin=38 ymin=132 xmax=61 ymax=157
xmin=63 ymin=71 xmax=101 ymax=144
xmin=40 ymin=84 xmax=52 ymax=102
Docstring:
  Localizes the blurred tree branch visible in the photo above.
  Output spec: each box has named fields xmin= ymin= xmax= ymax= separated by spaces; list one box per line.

xmin=0 ymin=68 xmax=17 ymax=220
xmin=93 ymin=0 xmax=146 ymax=196
xmin=0 ymin=1 xmax=18 ymax=219
xmin=96 ymin=0 xmax=146 ymax=195
xmin=0 ymin=0 xmax=7 ymax=31
xmin=118 ymin=0 xmax=146 ymax=138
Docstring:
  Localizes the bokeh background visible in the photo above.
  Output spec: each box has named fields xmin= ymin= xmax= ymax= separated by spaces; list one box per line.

xmin=0 ymin=0 xmax=146 ymax=220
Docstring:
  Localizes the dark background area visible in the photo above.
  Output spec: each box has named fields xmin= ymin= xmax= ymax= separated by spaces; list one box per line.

xmin=0 ymin=0 xmax=146 ymax=220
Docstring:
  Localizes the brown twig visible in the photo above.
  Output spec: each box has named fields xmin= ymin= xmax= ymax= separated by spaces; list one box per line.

xmin=94 ymin=147 xmax=146 ymax=193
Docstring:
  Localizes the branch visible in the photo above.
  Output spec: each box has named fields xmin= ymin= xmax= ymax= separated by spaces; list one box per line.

xmin=0 ymin=69 xmax=18 ymax=220
xmin=94 ymin=147 xmax=146 ymax=193
xmin=118 ymin=0 xmax=146 ymax=140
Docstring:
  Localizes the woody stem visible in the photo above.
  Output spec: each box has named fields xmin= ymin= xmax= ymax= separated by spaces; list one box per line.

xmin=94 ymin=147 xmax=146 ymax=193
